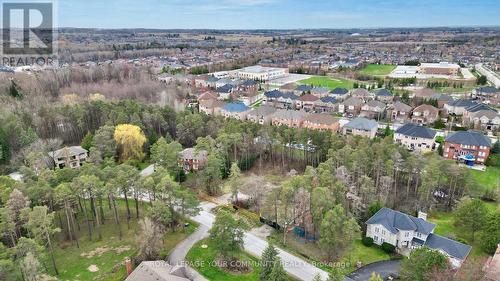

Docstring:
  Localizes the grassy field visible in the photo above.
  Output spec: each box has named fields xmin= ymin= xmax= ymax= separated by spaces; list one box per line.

xmin=186 ymin=239 xmax=262 ymax=281
xmin=298 ymin=76 xmax=355 ymax=89
xmin=359 ymin=64 xmax=396 ymax=76
xmin=50 ymin=199 xmax=197 ymax=281
xmin=268 ymin=232 xmax=390 ymax=275
xmin=429 ymin=202 xmax=499 ymax=257
xmin=470 ymin=166 xmax=500 ymax=197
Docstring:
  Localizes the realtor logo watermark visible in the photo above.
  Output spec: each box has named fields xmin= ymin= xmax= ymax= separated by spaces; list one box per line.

xmin=1 ymin=1 xmax=57 ymax=67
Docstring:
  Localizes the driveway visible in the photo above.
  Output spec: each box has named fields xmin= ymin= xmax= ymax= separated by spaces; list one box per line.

xmin=347 ymin=260 xmax=401 ymax=281
xmin=188 ymin=202 xmax=330 ymax=281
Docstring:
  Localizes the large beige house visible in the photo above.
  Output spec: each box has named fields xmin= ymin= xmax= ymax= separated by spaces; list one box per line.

xmin=49 ymin=146 xmax=88 ymax=169
xmin=394 ymin=123 xmax=436 ymax=153
xmin=342 ymin=117 xmax=378 ymax=139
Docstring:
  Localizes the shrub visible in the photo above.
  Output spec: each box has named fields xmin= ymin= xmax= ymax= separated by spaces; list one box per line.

xmin=381 ymin=242 xmax=396 ymax=253
xmin=362 ymin=237 xmax=374 ymax=247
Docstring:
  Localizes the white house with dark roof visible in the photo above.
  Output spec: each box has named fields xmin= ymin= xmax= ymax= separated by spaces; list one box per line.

xmin=366 ymin=207 xmax=471 ymax=268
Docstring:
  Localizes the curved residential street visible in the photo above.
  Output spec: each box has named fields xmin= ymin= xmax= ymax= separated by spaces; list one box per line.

xmin=168 ymin=201 xmax=330 ymax=281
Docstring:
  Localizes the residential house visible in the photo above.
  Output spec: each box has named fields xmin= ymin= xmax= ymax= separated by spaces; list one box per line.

xmin=199 ymin=99 xmax=224 ymax=116
xmin=303 ymin=113 xmax=340 ymax=132
xmin=466 ymin=110 xmax=500 ymax=132
xmin=366 ymin=207 xmax=471 ymax=268
xmin=310 ymin=87 xmax=330 ymax=98
xmin=125 ymin=261 xmax=192 ymax=281
xmin=295 ymin=84 xmax=313 ymax=95
xmin=215 ymin=78 xmax=232 ymax=88
xmin=314 ymin=96 xmax=337 ymax=113
xmin=375 ymin=89 xmax=393 ymax=103
xmin=351 ymin=88 xmax=373 ymax=100
xmin=444 ymin=130 xmax=492 ymax=164
xmin=197 ymin=91 xmax=218 ymax=102
xmin=342 ymin=117 xmax=378 ymax=139
xmin=178 ymin=148 xmax=208 ymax=172
xmin=236 ymin=79 xmax=259 ymax=93
xmin=246 ymin=106 xmax=277 ymax=125
xmin=388 ymin=101 xmax=412 ymax=123
xmin=49 ymin=146 xmax=88 ymax=169
xmin=411 ymin=104 xmax=439 ymax=125
xmin=220 ymin=102 xmax=250 ymax=120
xmin=444 ymin=99 xmax=477 ymax=115
xmin=330 ymin=88 xmax=350 ymax=101
xmin=360 ymin=100 xmax=386 ymax=120
xmin=394 ymin=123 xmax=436 ymax=153
xmin=216 ymin=84 xmax=234 ymax=100
xmin=339 ymin=97 xmax=364 ymax=116
xmin=433 ymin=93 xmax=454 ymax=108
xmin=297 ymin=94 xmax=319 ymax=112
xmin=474 ymin=86 xmax=500 ymax=106
xmin=276 ymin=92 xmax=299 ymax=109
xmin=263 ymin=89 xmax=282 ymax=106
xmin=271 ymin=109 xmax=308 ymax=128
xmin=237 ymin=91 xmax=262 ymax=106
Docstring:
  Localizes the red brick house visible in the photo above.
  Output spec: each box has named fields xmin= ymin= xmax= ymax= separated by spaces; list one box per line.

xmin=443 ymin=131 xmax=492 ymax=164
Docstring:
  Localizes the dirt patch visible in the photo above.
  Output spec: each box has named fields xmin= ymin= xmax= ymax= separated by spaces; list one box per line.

xmin=249 ymin=225 xmax=273 ymax=239
xmin=81 ymin=247 xmax=110 ymax=258
xmin=115 ymin=246 xmax=131 ymax=254
xmin=80 ymin=245 xmax=131 ymax=258
xmin=87 ymin=264 xmax=99 ymax=272
xmin=216 ymin=257 xmax=252 ymax=274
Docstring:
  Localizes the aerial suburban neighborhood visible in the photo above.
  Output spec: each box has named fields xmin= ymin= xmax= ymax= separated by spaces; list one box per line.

xmin=0 ymin=1 xmax=499 ymax=281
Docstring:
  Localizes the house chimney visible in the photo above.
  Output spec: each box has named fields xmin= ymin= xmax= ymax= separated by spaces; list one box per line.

xmin=418 ymin=211 xmax=427 ymax=221
xmin=125 ymin=257 xmax=132 ymax=275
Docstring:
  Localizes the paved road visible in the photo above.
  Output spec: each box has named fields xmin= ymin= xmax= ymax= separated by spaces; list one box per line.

xmin=347 ymin=260 xmax=401 ymax=281
xmin=188 ymin=202 xmax=330 ymax=281
xmin=142 ymin=168 xmax=329 ymax=281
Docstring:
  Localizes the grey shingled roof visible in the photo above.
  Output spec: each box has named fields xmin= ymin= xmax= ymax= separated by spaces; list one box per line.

xmin=49 ymin=146 xmax=88 ymax=159
xmin=445 ymin=131 xmax=492 ymax=147
xmin=424 ymin=233 xmax=472 ymax=260
xmin=446 ymin=99 xmax=477 ymax=108
xmin=396 ymin=123 xmax=436 ymax=139
xmin=247 ymin=105 xmax=277 ymax=117
xmin=465 ymin=103 xmax=498 ymax=113
xmin=366 ymin=207 xmax=436 ymax=235
xmin=344 ymin=117 xmax=378 ymax=131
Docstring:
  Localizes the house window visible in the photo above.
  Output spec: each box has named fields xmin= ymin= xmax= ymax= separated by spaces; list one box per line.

xmin=416 ymin=232 xmax=421 ymax=238
xmin=405 ymin=232 xmax=409 ymax=238
xmin=375 ymin=227 xmax=379 ymax=233
xmin=374 ymin=236 xmax=378 ymax=242
xmin=382 ymin=230 xmax=386 ymax=235
xmin=381 ymin=238 xmax=385 ymax=243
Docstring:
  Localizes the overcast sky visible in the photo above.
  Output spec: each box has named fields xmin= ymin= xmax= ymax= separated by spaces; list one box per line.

xmin=56 ymin=0 xmax=500 ymax=29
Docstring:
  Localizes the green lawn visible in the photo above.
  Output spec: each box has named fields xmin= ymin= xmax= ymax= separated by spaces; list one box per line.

xmin=429 ymin=202 xmax=499 ymax=257
xmin=267 ymin=232 xmax=390 ymax=275
xmin=339 ymin=240 xmax=392 ymax=273
xmin=359 ymin=64 xmax=396 ymax=76
xmin=298 ymin=76 xmax=355 ymax=89
xmin=50 ymin=199 xmax=197 ymax=281
xmin=470 ymin=166 xmax=500 ymax=198
xmin=186 ymin=239 xmax=262 ymax=281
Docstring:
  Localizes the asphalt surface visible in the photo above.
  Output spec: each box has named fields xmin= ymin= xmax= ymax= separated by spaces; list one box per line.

xmin=347 ymin=260 xmax=401 ymax=281
xmin=188 ymin=202 xmax=330 ymax=281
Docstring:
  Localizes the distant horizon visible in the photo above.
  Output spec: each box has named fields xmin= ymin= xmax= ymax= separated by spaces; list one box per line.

xmin=56 ymin=0 xmax=500 ymax=30
xmin=57 ymin=25 xmax=500 ymax=31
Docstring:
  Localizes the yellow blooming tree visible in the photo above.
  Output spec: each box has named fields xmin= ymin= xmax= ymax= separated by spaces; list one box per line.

xmin=114 ymin=124 xmax=147 ymax=163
